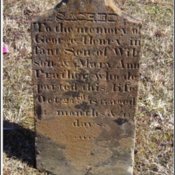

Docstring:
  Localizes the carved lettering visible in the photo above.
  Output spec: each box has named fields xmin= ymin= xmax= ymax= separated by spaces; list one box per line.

xmin=114 ymin=47 xmax=139 ymax=57
xmin=37 ymin=83 xmax=77 ymax=92
xmin=33 ymin=46 xmax=59 ymax=55
xmin=72 ymin=119 xmax=94 ymax=128
xmin=56 ymin=109 xmax=99 ymax=117
xmin=35 ymin=34 xmax=62 ymax=44
xmin=33 ymin=22 xmax=52 ymax=32
xmin=32 ymin=4 xmax=141 ymax=174
xmin=130 ymin=39 xmax=141 ymax=46
xmin=55 ymin=12 xmax=120 ymax=22
xmin=75 ymin=59 xmax=112 ymax=69
xmin=76 ymin=26 xmax=126 ymax=35
xmin=65 ymin=47 xmax=107 ymax=57
xmin=54 ymin=23 xmax=73 ymax=33
xmin=113 ymin=83 xmax=137 ymax=92
xmin=34 ymin=60 xmax=55 ymax=68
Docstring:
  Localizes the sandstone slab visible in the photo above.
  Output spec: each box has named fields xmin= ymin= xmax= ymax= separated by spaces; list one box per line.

xmin=31 ymin=1 xmax=141 ymax=174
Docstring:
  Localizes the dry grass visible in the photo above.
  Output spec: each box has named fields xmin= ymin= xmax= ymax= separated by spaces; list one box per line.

xmin=3 ymin=0 xmax=173 ymax=174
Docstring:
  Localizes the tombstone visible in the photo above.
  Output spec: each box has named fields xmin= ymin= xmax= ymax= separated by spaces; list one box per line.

xmin=31 ymin=0 xmax=141 ymax=174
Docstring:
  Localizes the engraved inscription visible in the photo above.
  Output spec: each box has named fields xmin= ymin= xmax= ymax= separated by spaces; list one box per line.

xmin=32 ymin=2 xmax=141 ymax=174
xmin=33 ymin=14 xmax=141 ymax=120
xmin=32 ymin=12 xmax=141 ymax=126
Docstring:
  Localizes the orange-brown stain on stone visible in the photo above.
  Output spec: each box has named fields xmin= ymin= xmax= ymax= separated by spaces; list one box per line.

xmin=36 ymin=117 xmax=113 ymax=168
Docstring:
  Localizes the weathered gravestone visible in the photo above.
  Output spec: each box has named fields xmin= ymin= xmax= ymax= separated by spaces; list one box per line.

xmin=31 ymin=0 xmax=141 ymax=174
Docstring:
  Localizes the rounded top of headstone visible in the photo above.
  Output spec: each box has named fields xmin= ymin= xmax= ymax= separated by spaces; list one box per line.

xmin=32 ymin=0 xmax=142 ymax=26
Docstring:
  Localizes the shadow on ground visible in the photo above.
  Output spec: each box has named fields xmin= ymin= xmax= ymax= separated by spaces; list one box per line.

xmin=3 ymin=120 xmax=36 ymax=168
